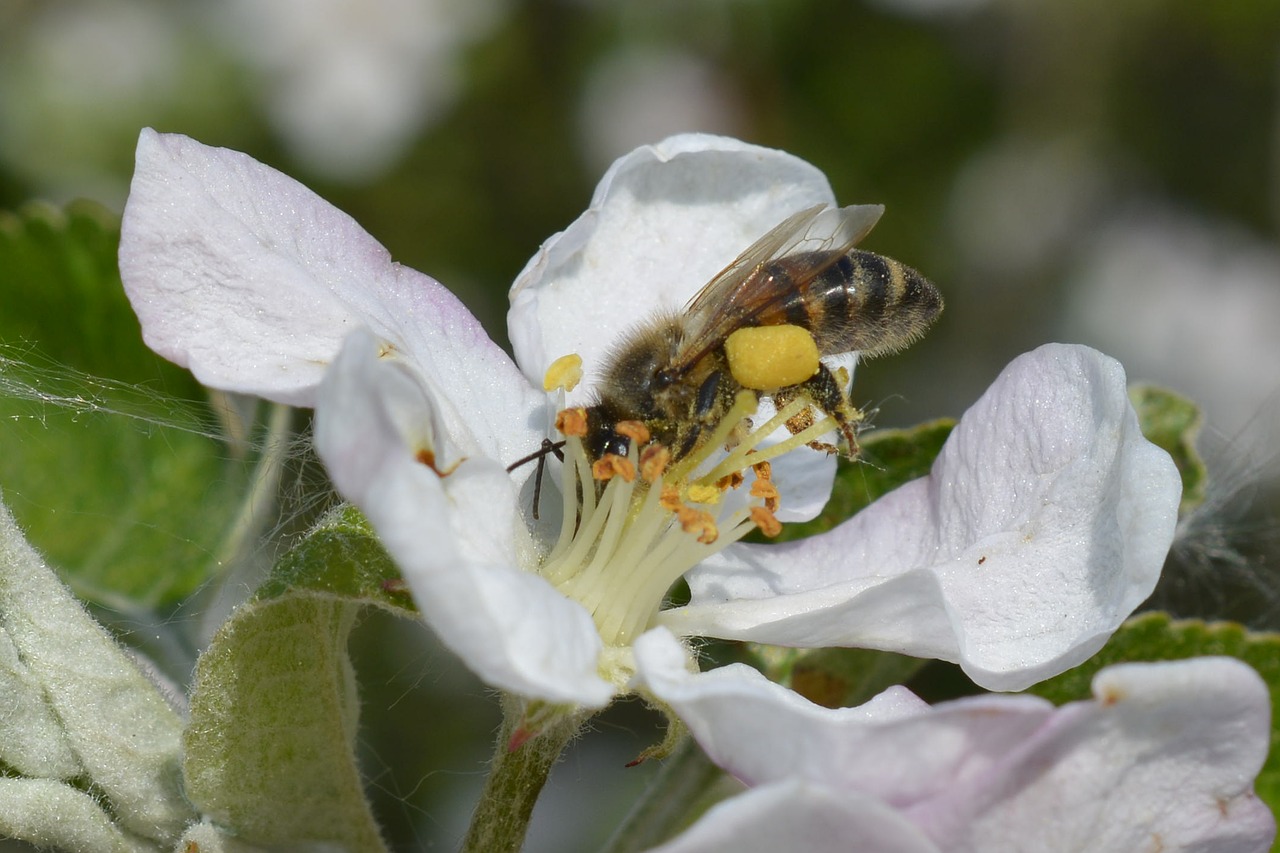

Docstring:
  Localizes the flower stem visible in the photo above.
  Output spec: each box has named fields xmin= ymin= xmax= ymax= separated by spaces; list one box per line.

xmin=598 ymin=736 xmax=730 ymax=853
xmin=460 ymin=694 xmax=586 ymax=853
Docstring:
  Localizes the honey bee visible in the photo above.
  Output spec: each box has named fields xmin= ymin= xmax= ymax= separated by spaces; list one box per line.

xmin=579 ymin=203 xmax=943 ymax=463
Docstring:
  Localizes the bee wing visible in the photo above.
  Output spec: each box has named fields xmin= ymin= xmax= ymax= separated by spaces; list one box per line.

xmin=673 ymin=203 xmax=884 ymax=374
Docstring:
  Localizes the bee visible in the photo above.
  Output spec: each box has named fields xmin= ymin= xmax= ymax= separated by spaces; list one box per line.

xmin=580 ymin=203 xmax=943 ymax=463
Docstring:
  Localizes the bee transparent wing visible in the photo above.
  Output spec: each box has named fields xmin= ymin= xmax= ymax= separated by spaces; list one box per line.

xmin=674 ymin=203 xmax=884 ymax=373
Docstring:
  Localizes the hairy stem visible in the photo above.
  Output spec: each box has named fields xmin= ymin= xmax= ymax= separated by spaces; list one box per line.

xmin=460 ymin=695 xmax=586 ymax=853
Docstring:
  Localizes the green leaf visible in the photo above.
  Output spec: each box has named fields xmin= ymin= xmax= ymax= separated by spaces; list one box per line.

xmin=0 ymin=778 xmax=158 ymax=853
xmin=1129 ymin=384 xmax=1206 ymax=513
xmin=1028 ymin=612 xmax=1280 ymax=827
xmin=0 ymin=201 xmax=251 ymax=607
xmin=183 ymin=506 xmax=409 ymax=852
xmin=772 ymin=418 xmax=954 ymax=541
xmin=0 ymin=496 xmax=194 ymax=844
xmin=255 ymin=504 xmax=415 ymax=615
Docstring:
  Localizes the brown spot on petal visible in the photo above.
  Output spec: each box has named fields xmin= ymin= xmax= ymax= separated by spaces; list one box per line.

xmin=416 ymin=447 xmax=462 ymax=476
xmin=1098 ymin=684 xmax=1126 ymax=706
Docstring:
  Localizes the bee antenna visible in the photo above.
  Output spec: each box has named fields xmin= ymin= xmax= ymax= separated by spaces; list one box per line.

xmin=506 ymin=439 xmax=567 ymax=520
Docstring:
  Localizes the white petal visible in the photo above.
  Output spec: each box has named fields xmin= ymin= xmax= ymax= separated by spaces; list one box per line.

xmin=647 ymin=780 xmax=941 ymax=853
xmin=643 ymin=635 xmax=1274 ymax=853
xmin=120 ymin=131 xmax=543 ymax=462
xmin=916 ymin=658 xmax=1275 ymax=852
xmin=508 ymin=134 xmax=869 ymax=516
xmin=635 ymin=627 xmax=1048 ymax=803
xmin=665 ymin=344 xmax=1181 ymax=690
xmin=315 ymin=330 xmax=613 ymax=707
xmin=508 ymin=133 xmax=842 ymax=401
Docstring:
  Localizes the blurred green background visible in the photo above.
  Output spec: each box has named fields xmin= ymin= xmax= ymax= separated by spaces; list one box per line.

xmin=2 ymin=0 xmax=1279 ymax=849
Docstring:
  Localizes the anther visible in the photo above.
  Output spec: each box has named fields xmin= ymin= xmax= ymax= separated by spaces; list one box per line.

xmin=639 ymin=445 xmax=670 ymax=483
xmin=555 ymin=407 xmax=589 ymax=437
xmin=749 ymin=506 xmax=782 ymax=538
xmin=676 ymin=506 xmax=719 ymax=544
xmin=592 ymin=454 xmax=636 ymax=482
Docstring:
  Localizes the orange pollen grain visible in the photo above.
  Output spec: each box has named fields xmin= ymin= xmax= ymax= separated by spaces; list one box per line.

xmin=555 ymin=407 xmax=589 ymax=437
xmin=639 ymin=444 xmax=670 ymax=482
xmin=750 ymin=506 xmax=783 ymax=538
xmin=592 ymin=454 xmax=636 ymax=482
xmin=659 ymin=485 xmax=683 ymax=512
xmin=716 ymin=471 xmax=745 ymax=491
xmin=676 ymin=506 xmax=719 ymax=544
xmin=752 ymin=460 xmax=773 ymax=481
xmin=750 ymin=479 xmax=781 ymax=513
xmin=615 ymin=420 xmax=651 ymax=446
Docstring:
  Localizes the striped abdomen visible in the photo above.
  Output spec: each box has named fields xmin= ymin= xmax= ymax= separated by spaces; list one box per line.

xmin=755 ymin=249 xmax=943 ymax=358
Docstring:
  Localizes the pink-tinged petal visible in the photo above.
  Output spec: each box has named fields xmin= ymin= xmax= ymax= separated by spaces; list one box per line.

xmin=665 ymin=344 xmax=1180 ymax=690
xmin=912 ymin=658 xmax=1275 ymax=853
xmin=634 ymin=628 xmax=1049 ymax=803
xmin=643 ymin=636 xmax=1274 ymax=853
xmin=315 ymin=330 xmax=613 ymax=707
xmin=647 ymin=780 xmax=941 ymax=853
xmin=120 ymin=130 xmax=541 ymax=462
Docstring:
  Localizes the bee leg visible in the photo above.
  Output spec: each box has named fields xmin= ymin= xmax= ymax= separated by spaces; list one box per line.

xmin=789 ymin=365 xmax=863 ymax=458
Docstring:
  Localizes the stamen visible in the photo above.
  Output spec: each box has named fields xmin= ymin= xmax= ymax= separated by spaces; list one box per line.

xmin=544 ymin=354 xmax=584 ymax=392
xmin=592 ymin=454 xmax=636 ymax=483
xmin=750 ymin=506 xmax=783 ymax=538
xmin=555 ymin=407 xmax=588 ymax=437
xmin=534 ymin=385 xmax=841 ymax=652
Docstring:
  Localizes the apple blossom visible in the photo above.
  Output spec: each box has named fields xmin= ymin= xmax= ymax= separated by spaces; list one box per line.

xmin=634 ymin=627 xmax=1276 ymax=853
xmin=119 ymin=129 xmax=1180 ymax=710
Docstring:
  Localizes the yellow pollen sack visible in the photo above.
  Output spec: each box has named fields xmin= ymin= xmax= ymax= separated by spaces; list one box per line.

xmin=724 ymin=324 xmax=820 ymax=391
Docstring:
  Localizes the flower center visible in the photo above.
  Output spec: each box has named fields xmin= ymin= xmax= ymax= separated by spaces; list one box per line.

xmin=535 ymin=387 xmax=839 ymax=648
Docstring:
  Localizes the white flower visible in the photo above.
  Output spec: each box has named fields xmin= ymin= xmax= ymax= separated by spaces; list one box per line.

xmin=634 ymin=628 xmax=1276 ymax=853
xmin=119 ymin=129 xmax=1181 ymax=709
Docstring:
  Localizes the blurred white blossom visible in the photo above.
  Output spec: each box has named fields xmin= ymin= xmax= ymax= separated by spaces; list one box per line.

xmin=578 ymin=47 xmax=745 ymax=173
xmin=1066 ymin=208 xmax=1280 ymax=441
xmin=213 ymin=0 xmax=505 ymax=181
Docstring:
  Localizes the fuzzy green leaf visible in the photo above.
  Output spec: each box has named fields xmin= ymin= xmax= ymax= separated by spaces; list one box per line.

xmin=255 ymin=504 xmax=414 ymax=614
xmin=182 ymin=506 xmax=410 ymax=852
xmin=0 ymin=497 xmax=193 ymax=844
xmin=0 ymin=201 xmax=249 ymax=607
